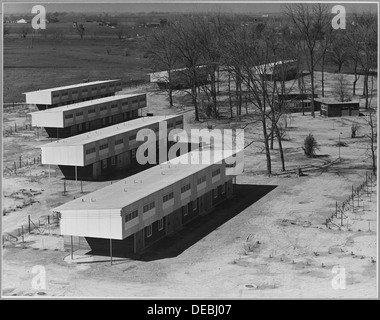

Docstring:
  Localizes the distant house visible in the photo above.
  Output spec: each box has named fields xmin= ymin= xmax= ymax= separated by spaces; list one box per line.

xmin=16 ymin=19 xmax=27 ymax=24
xmin=73 ymin=22 xmax=77 ymax=28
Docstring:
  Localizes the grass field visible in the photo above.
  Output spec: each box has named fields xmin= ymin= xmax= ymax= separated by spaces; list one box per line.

xmin=3 ymin=32 xmax=152 ymax=103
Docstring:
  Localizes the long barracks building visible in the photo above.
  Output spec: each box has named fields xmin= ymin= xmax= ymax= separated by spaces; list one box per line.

xmin=52 ymin=148 xmax=244 ymax=256
xmin=38 ymin=115 xmax=185 ymax=180
xmin=23 ymin=79 xmax=123 ymax=110
xmin=29 ymin=93 xmax=147 ymax=138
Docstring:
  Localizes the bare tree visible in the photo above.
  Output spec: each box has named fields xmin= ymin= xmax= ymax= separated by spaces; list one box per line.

xmin=149 ymin=26 xmax=180 ymax=108
xmin=20 ymin=26 xmax=29 ymax=39
xmin=353 ymin=13 xmax=377 ymax=109
xmin=115 ymin=25 xmax=125 ymax=40
xmin=76 ymin=23 xmax=85 ymax=39
xmin=3 ymin=25 xmax=11 ymax=36
xmin=328 ymin=31 xmax=350 ymax=73
xmin=284 ymin=3 xmax=330 ymax=117
xmin=333 ymin=74 xmax=351 ymax=102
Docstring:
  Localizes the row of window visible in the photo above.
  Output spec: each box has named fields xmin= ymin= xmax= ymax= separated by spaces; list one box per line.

xmin=99 ymin=143 xmax=109 ymax=150
xmin=125 ymin=209 xmax=138 ymax=223
xmin=64 ymin=100 xmax=143 ymax=119
xmin=52 ymin=85 xmax=120 ymax=99
xmin=212 ymin=168 xmax=221 ymax=177
xmin=143 ymin=201 xmax=155 ymax=213
xmin=163 ymin=192 xmax=174 ymax=203
xmin=85 ymin=147 xmax=96 ymax=155
xmin=181 ymin=183 xmax=191 ymax=193
xmin=197 ymin=175 xmax=206 ymax=185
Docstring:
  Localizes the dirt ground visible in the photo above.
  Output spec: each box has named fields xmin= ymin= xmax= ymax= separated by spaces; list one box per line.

xmin=2 ymin=71 xmax=377 ymax=298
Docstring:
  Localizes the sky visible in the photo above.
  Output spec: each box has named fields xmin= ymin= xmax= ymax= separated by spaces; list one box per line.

xmin=3 ymin=1 xmax=378 ymax=15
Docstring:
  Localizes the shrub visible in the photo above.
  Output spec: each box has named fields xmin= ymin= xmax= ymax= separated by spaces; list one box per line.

xmin=302 ymin=133 xmax=319 ymax=157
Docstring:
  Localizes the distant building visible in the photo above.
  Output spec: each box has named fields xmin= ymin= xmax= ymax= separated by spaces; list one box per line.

xmin=23 ymin=79 xmax=123 ymax=110
xmin=29 ymin=93 xmax=147 ymax=138
xmin=149 ymin=66 xmax=209 ymax=90
xmin=16 ymin=19 xmax=27 ymax=24
xmin=317 ymin=99 xmax=360 ymax=117
xmin=252 ymin=60 xmax=298 ymax=81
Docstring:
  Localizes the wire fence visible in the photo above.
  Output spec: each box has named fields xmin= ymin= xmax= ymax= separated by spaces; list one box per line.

xmin=2 ymin=212 xmax=61 ymax=249
xmin=326 ymin=171 xmax=377 ymax=230
xmin=3 ymin=154 xmax=43 ymax=175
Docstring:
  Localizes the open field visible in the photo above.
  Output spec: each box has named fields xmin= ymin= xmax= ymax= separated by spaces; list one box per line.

xmin=2 ymin=69 xmax=377 ymax=298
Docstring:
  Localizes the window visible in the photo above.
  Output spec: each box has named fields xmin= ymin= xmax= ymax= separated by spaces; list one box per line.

xmin=213 ymin=188 xmax=218 ymax=199
xmin=82 ymin=89 xmax=88 ymax=95
xmin=143 ymin=201 xmax=155 ymax=213
xmin=111 ymin=104 xmax=118 ymax=109
xmin=168 ymin=122 xmax=174 ymax=128
xmin=100 ymin=106 xmax=107 ymax=111
xmin=182 ymin=205 xmax=188 ymax=217
xmin=99 ymin=143 xmax=109 ymax=150
xmin=132 ymin=99 xmax=138 ymax=104
xmin=111 ymin=156 xmax=116 ymax=166
xmin=85 ymin=122 xmax=90 ymax=130
xmin=158 ymin=218 xmax=164 ymax=231
xmin=181 ymin=183 xmax=191 ymax=193
xmin=163 ymin=192 xmax=174 ymax=203
xmin=77 ymin=123 xmax=83 ymax=132
xmin=129 ymin=134 xmax=136 ymax=141
xmin=197 ymin=176 xmax=206 ymax=185
xmin=101 ymin=85 xmax=106 ymax=90
xmin=122 ymin=101 xmax=128 ymax=106
xmin=193 ymin=199 xmax=197 ymax=211
xmin=88 ymin=109 xmax=96 ymax=114
xmin=131 ymin=149 xmax=136 ymax=159
xmin=221 ymin=183 xmax=226 ymax=194
xmin=102 ymin=159 xmax=107 ymax=169
xmin=76 ymin=111 xmax=83 ymax=117
xmin=176 ymin=120 xmax=183 ymax=126
xmin=72 ymin=90 xmax=78 ymax=95
xmin=52 ymin=93 xmax=60 ymax=98
xmin=85 ymin=147 xmax=96 ymax=155
xmin=64 ymin=114 xmax=73 ymax=119
xmin=125 ymin=209 xmax=138 ymax=223
xmin=212 ymin=168 xmax=221 ymax=177
xmin=61 ymin=92 xmax=68 ymax=97
xmin=92 ymin=87 xmax=97 ymax=92
xmin=145 ymin=225 xmax=152 ymax=238
xmin=115 ymin=138 xmax=123 ymax=145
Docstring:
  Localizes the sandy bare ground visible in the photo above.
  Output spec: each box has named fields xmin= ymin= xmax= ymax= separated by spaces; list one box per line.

xmin=2 ymin=72 xmax=377 ymax=298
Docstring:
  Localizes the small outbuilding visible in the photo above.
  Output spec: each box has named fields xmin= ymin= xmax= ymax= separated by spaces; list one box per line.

xmin=318 ymin=100 xmax=360 ymax=117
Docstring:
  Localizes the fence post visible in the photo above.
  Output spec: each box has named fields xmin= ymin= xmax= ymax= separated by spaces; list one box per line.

xmin=28 ymin=215 xmax=31 ymax=233
xmin=19 ymin=155 xmax=22 ymax=169
xmin=15 ymin=123 xmax=17 ymax=133
xmin=21 ymin=226 xmax=25 ymax=246
xmin=81 ymin=180 xmax=83 ymax=193
xmin=14 ymin=161 xmax=17 ymax=174
xmin=48 ymin=216 xmax=50 ymax=225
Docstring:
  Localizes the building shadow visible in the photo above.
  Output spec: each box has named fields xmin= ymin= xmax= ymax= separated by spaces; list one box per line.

xmin=86 ymin=184 xmax=277 ymax=262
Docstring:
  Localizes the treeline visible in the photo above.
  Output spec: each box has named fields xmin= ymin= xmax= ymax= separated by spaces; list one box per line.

xmin=148 ymin=4 xmax=377 ymax=175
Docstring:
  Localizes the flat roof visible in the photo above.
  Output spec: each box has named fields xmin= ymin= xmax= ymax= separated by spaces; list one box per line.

xmin=23 ymin=79 xmax=121 ymax=95
xmin=314 ymin=98 xmax=360 ymax=105
xmin=28 ymin=93 xmax=146 ymax=115
xmin=52 ymin=148 xmax=236 ymax=212
xmin=38 ymin=115 xmax=181 ymax=147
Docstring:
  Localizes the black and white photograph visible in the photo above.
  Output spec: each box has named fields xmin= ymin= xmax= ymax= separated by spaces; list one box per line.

xmin=1 ymin=0 xmax=378 ymax=301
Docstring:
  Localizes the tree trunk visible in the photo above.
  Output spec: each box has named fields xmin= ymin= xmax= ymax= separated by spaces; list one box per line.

xmin=310 ymin=54 xmax=315 ymax=118
xmin=321 ymin=55 xmax=325 ymax=97
xmin=276 ymin=125 xmax=286 ymax=171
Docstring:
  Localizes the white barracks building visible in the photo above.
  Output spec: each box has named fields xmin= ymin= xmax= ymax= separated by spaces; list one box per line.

xmin=29 ymin=93 xmax=147 ymax=138
xmin=52 ymin=148 xmax=244 ymax=255
xmin=38 ymin=115 xmax=185 ymax=180
xmin=24 ymin=79 xmax=123 ymax=110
